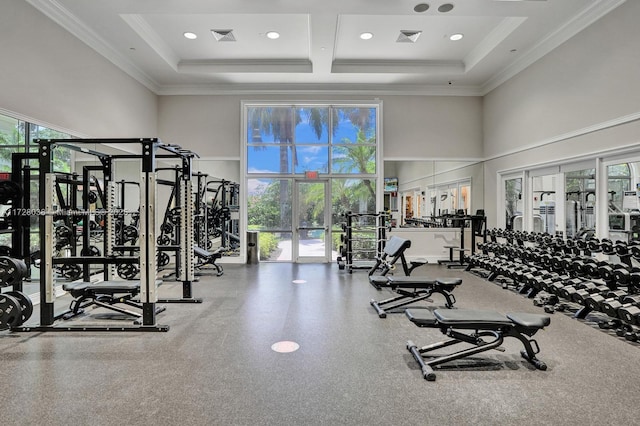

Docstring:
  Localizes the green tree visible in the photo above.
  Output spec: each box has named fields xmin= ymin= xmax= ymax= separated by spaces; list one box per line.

xmin=333 ymin=129 xmax=376 ymax=200
xmin=248 ymin=107 xmax=327 ymax=227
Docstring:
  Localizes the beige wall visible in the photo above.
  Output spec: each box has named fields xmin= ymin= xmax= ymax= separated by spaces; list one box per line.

xmin=0 ymin=1 xmax=157 ymax=137
xmin=157 ymin=95 xmax=483 ymax=159
xmin=482 ymin=0 xmax=640 ymax=227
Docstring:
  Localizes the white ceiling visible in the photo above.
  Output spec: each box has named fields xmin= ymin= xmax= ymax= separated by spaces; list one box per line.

xmin=27 ymin=0 xmax=625 ymax=96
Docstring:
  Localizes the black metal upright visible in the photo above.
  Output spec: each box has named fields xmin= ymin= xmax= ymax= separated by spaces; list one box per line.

xmin=38 ymin=141 xmax=55 ymax=326
xmin=140 ymin=139 xmax=158 ymax=326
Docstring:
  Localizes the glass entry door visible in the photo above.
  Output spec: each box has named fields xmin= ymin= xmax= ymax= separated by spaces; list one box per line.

xmin=294 ymin=180 xmax=330 ymax=262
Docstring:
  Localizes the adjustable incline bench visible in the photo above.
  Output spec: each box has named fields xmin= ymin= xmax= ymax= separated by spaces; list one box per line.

xmin=369 ymin=236 xmax=462 ymax=318
xmin=368 ymin=236 xmax=427 ymax=283
xmin=370 ymin=276 xmax=462 ymax=318
xmin=405 ymin=308 xmax=550 ymax=381
xmin=194 ymin=246 xmax=224 ymax=276
xmin=62 ymin=280 xmax=166 ymax=322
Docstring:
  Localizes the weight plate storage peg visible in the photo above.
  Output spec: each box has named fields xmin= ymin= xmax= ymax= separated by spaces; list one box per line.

xmin=5 ymin=290 xmax=33 ymax=326
xmin=0 ymin=293 xmax=21 ymax=330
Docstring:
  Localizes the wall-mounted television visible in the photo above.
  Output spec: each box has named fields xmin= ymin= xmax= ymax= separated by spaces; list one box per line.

xmin=384 ymin=177 xmax=398 ymax=192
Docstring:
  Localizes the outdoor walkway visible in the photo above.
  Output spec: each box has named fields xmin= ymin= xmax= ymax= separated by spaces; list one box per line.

xmin=276 ymin=239 xmax=337 ymax=260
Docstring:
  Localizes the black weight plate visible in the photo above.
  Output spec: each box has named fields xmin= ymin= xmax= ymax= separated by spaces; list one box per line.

xmin=0 ymin=293 xmax=21 ymax=330
xmin=81 ymin=245 xmax=101 ymax=257
xmin=11 ymin=257 xmax=28 ymax=277
xmin=5 ymin=290 xmax=33 ymax=326
xmin=60 ymin=264 xmax=82 ymax=281
xmin=122 ymin=225 xmax=139 ymax=243
xmin=117 ymin=263 xmax=139 ymax=280
xmin=0 ymin=180 xmax=22 ymax=204
xmin=157 ymin=252 xmax=170 ymax=267
xmin=0 ymin=245 xmax=12 ymax=256
xmin=0 ymin=256 xmax=25 ymax=287
xmin=167 ymin=207 xmax=181 ymax=225
xmin=55 ymin=225 xmax=73 ymax=241
xmin=157 ymin=235 xmax=172 ymax=246
xmin=88 ymin=191 xmax=98 ymax=204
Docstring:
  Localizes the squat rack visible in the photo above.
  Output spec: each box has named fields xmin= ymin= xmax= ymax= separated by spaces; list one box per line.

xmin=18 ymin=138 xmax=195 ymax=332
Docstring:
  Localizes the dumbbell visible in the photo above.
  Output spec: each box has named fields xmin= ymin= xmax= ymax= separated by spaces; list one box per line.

xmin=585 ymin=289 xmax=628 ymax=315
xmin=557 ymin=277 xmax=590 ymax=300
xmin=572 ymin=281 xmax=609 ymax=304
xmin=587 ymin=238 xmax=602 ymax=253
xmin=535 ymin=274 xmax=567 ymax=295
xmin=600 ymin=239 xmax=615 ymax=255
xmin=615 ymin=295 xmax=640 ymax=325
xmin=533 ymin=293 xmax=559 ymax=307
xmin=513 ymin=266 xmax=539 ymax=284
xmin=614 ymin=240 xmax=629 ymax=255
xmin=550 ymin=255 xmax=568 ymax=273
xmin=523 ymin=270 xmax=553 ymax=291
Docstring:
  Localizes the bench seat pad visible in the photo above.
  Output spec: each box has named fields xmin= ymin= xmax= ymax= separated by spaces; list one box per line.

xmin=434 ymin=309 xmax=512 ymax=328
xmin=388 ymin=276 xmax=462 ymax=287
xmin=506 ymin=312 xmax=551 ymax=328
xmin=63 ymin=280 xmax=161 ymax=294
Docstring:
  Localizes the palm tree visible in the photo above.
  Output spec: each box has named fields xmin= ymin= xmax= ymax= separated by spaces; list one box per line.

xmin=248 ymin=107 xmax=329 ymax=227
xmin=332 ymin=129 xmax=376 ymax=200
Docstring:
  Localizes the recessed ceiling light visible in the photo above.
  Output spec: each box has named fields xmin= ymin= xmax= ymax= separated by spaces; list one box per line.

xmin=438 ymin=3 xmax=455 ymax=13
xmin=360 ymin=32 xmax=374 ymax=40
xmin=414 ymin=3 xmax=430 ymax=12
xmin=449 ymin=33 xmax=464 ymax=41
xmin=183 ymin=32 xmax=197 ymax=40
xmin=266 ymin=31 xmax=280 ymax=39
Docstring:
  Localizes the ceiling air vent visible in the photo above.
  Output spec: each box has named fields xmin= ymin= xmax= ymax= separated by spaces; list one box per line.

xmin=397 ymin=30 xmax=422 ymax=43
xmin=211 ymin=29 xmax=236 ymax=42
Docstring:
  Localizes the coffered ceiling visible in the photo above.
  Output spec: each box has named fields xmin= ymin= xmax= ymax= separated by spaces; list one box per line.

xmin=27 ymin=0 xmax=625 ymax=95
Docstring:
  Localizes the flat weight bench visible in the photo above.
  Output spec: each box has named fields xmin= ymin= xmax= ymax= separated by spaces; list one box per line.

xmin=369 ymin=276 xmax=462 ymax=318
xmin=194 ymin=246 xmax=224 ymax=276
xmin=62 ymin=280 xmax=166 ymax=321
xmin=368 ymin=236 xmax=427 ymax=283
xmin=405 ymin=308 xmax=550 ymax=381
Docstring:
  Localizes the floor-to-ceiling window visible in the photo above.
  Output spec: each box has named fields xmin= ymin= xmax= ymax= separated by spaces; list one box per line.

xmin=0 ymin=111 xmax=74 ymax=294
xmin=244 ymin=103 xmax=380 ymax=262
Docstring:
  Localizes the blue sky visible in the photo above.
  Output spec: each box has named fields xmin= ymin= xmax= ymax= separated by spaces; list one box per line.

xmin=247 ymin=113 xmax=376 ymax=176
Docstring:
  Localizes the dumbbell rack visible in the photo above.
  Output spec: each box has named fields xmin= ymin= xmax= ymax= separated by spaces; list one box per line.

xmin=467 ymin=228 xmax=640 ymax=343
xmin=337 ymin=211 xmax=389 ymax=273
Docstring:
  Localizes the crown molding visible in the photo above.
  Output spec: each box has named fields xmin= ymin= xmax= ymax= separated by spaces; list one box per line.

xmin=26 ymin=0 xmax=160 ymax=93
xmin=480 ymin=0 xmax=627 ymax=95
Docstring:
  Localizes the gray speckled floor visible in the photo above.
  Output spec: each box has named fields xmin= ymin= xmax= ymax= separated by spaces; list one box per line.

xmin=2 ymin=263 xmax=639 ymax=425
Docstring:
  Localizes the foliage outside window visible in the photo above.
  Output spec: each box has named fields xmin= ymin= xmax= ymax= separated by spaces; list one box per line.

xmin=246 ymin=104 xmax=379 ymax=260
xmin=0 ymin=111 xmax=73 ymax=252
